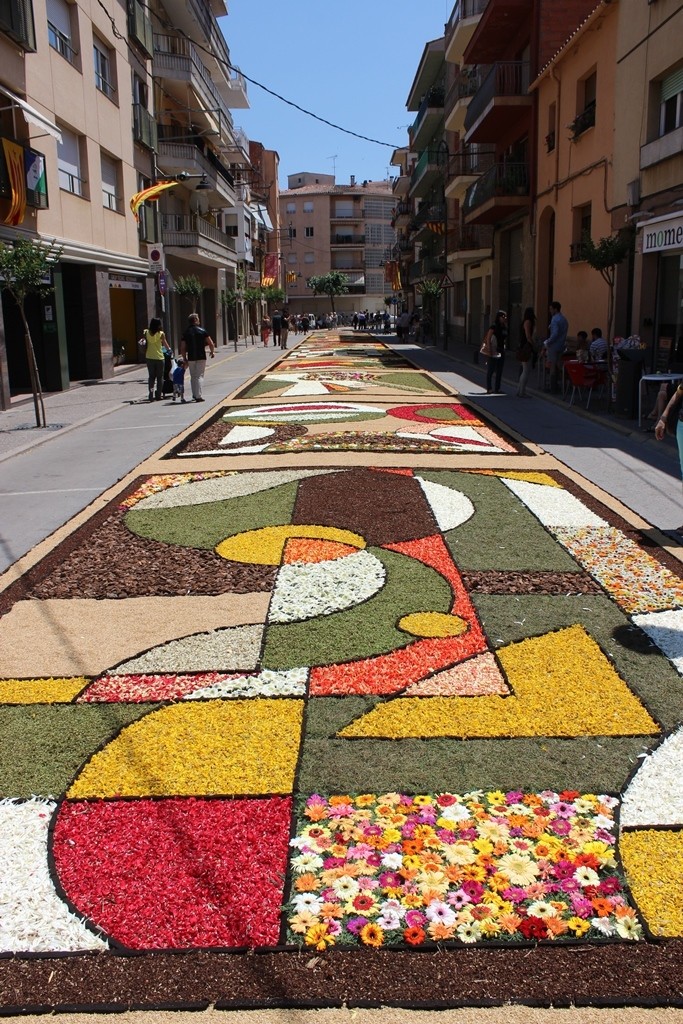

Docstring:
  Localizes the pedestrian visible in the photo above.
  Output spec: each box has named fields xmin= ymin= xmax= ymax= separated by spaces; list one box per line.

xmin=589 ymin=327 xmax=608 ymax=362
xmin=180 ymin=312 xmax=215 ymax=403
xmin=171 ymin=355 xmax=187 ymax=403
xmin=383 ymin=310 xmax=391 ymax=333
xmin=481 ymin=309 xmax=508 ymax=393
xmin=655 ymin=383 xmax=683 ymax=516
xmin=138 ymin=317 xmax=167 ymax=402
xmin=271 ymin=308 xmax=282 ymax=347
xmin=516 ymin=306 xmax=536 ymax=398
xmin=396 ymin=310 xmax=410 ymax=342
xmin=542 ymin=300 xmax=568 ymax=394
xmin=260 ymin=314 xmax=271 ymax=347
xmin=575 ymin=331 xmax=590 ymax=363
xmin=280 ymin=308 xmax=290 ymax=349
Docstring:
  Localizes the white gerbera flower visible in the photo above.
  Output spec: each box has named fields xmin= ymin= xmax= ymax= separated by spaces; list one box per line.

xmin=376 ymin=909 xmax=402 ymax=931
xmin=574 ymin=866 xmax=600 ymax=887
xmin=457 ymin=921 xmax=483 ymax=944
xmin=380 ymin=852 xmax=403 ymax=869
xmin=292 ymin=893 xmax=322 ymax=915
xmin=616 ymin=917 xmax=643 ymax=940
xmin=425 ymin=900 xmax=456 ymax=927
xmin=527 ymin=900 xmax=558 ymax=919
xmin=291 ymin=852 xmax=323 ymax=874
xmin=438 ymin=802 xmax=471 ymax=823
xmin=591 ymin=916 xmax=615 ymax=936
xmin=331 ymin=875 xmax=359 ymax=901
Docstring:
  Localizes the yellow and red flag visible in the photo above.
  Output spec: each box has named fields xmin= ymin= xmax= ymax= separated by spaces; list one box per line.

xmin=261 ymin=251 xmax=279 ymax=287
xmin=2 ymin=139 xmax=26 ymax=226
xmin=129 ymin=180 xmax=176 ymax=223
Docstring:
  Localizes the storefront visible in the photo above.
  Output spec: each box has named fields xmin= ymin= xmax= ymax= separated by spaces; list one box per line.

xmin=639 ymin=211 xmax=683 ymax=372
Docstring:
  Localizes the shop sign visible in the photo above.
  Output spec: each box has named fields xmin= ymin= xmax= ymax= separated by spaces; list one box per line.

xmin=109 ymin=274 xmax=143 ymax=290
xmin=641 ymin=214 xmax=683 ymax=254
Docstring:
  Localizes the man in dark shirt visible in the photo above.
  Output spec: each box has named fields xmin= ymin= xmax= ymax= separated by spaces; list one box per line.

xmin=180 ymin=313 xmax=215 ymax=402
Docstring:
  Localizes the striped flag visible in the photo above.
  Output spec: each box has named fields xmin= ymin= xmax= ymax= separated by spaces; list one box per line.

xmin=262 ymin=252 xmax=279 ymax=287
xmin=129 ymin=180 xmax=177 ymax=222
xmin=2 ymin=139 xmax=26 ymax=226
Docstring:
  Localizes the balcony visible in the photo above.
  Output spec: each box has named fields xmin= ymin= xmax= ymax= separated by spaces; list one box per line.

xmin=444 ymin=64 xmax=488 ymax=132
xmin=158 ymin=0 xmax=245 ymax=108
xmin=410 ymin=148 xmax=442 ymax=198
xmin=445 ymin=0 xmax=489 ymax=65
xmin=569 ymin=101 xmax=596 ymax=140
xmin=127 ymin=0 xmax=153 ymax=57
xmin=160 ymin=213 xmax=238 ymax=265
xmin=391 ymin=201 xmax=411 ymax=227
xmin=153 ymin=35 xmax=233 ymax=139
xmin=462 ymin=161 xmax=529 ymax=223
xmin=409 ymin=86 xmax=445 ymax=152
xmin=156 ymin=131 xmax=237 ymax=203
xmin=444 ymin=144 xmax=495 ymax=199
xmin=331 ymin=234 xmax=366 ymax=245
xmin=331 ymin=209 xmax=363 ymax=221
xmin=463 ymin=61 xmax=531 ymax=143
xmin=392 ymin=173 xmax=410 ymax=197
xmin=409 ymin=255 xmax=446 ymax=284
xmin=641 ymin=125 xmax=683 ymax=171
xmin=411 ymin=202 xmax=446 ymax=242
xmin=450 ymin=223 xmax=493 ymax=257
xmin=133 ymin=104 xmax=157 ymax=151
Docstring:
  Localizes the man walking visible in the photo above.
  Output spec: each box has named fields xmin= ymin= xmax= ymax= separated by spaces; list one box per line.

xmin=542 ymin=300 xmax=569 ymax=394
xmin=280 ymin=308 xmax=290 ymax=349
xmin=180 ymin=312 xmax=215 ymax=403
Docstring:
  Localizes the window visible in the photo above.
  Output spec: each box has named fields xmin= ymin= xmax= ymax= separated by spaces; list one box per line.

xmin=335 ymin=200 xmax=354 ymax=218
xmin=47 ymin=0 xmax=76 ymax=63
xmin=303 ymin=201 xmax=313 ymax=212
xmin=660 ymin=67 xmax=683 ymax=136
xmin=570 ymin=203 xmax=591 ymax=261
xmin=93 ymin=38 xmax=115 ymax=99
xmin=0 ymin=0 xmax=36 ymax=50
xmin=305 ymin=226 xmax=314 ymax=237
xmin=287 ymin=252 xmax=297 ymax=264
xmin=546 ymin=102 xmax=556 ymax=152
xmin=285 ymin=201 xmax=296 ymax=213
xmin=304 ymin=252 xmax=314 ymax=264
xmin=101 ymin=151 xmax=120 ymax=211
xmin=57 ymin=126 xmax=86 ymax=196
xmin=571 ymin=72 xmax=596 ymax=138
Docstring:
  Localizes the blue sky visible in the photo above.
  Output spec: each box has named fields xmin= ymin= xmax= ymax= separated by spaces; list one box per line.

xmin=222 ymin=1 xmax=451 ymax=190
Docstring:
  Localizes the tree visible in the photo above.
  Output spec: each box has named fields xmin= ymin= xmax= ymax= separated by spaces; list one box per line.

xmin=174 ymin=274 xmax=203 ymax=313
xmin=220 ymin=288 xmax=239 ymax=350
xmin=243 ymin=286 xmax=261 ymax=344
xmin=581 ymin=231 xmax=632 ymax=345
xmin=417 ymin=278 xmax=444 ymax=345
xmin=0 ymin=238 xmax=62 ymax=427
xmin=262 ymin=284 xmax=285 ymax=306
xmin=307 ymin=271 xmax=349 ymax=313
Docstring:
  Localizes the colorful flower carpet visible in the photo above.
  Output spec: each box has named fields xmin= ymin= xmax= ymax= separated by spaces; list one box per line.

xmin=0 ymin=331 xmax=682 ymax=1012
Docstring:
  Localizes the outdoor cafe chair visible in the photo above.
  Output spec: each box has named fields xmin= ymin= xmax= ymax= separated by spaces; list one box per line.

xmin=564 ymin=361 xmax=608 ymax=410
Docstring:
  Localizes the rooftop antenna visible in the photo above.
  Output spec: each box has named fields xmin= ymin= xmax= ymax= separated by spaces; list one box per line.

xmin=328 ymin=154 xmax=338 ymax=175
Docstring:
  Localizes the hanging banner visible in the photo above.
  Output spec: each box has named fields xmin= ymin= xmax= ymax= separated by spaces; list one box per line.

xmin=2 ymin=138 xmax=26 ymax=225
xmin=384 ymin=260 xmax=402 ymax=291
xmin=261 ymin=251 xmax=278 ymax=287
xmin=129 ymin=180 xmax=176 ymax=223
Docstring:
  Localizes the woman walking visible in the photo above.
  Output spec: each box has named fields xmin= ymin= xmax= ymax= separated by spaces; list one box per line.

xmin=139 ymin=317 xmax=168 ymax=402
xmin=517 ymin=307 xmax=536 ymax=397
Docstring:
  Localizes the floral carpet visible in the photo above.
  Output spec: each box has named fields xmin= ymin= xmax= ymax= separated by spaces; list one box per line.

xmin=0 ymin=331 xmax=682 ymax=1011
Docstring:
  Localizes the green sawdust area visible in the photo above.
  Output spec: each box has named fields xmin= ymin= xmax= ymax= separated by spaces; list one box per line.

xmin=125 ymin=482 xmax=299 ymax=550
xmin=262 ymin=548 xmax=452 ymax=670
xmin=236 ymin=370 xmax=447 ymax=401
xmin=421 ymin=471 xmax=580 ymax=572
xmin=0 ymin=704 xmax=158 ymax=797
xmin=298 ymin=698 xmax=651 ymax=795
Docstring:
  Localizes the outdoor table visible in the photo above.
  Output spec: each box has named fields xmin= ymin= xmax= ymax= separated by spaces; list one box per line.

xmin=638 ymin=373 xmax=683 ymax=428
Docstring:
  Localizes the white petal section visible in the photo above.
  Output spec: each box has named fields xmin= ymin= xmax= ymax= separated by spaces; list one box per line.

xmin=621 ymin=729 xmax=683 ymax=827
xmin=219 ymin=425 xmax=275 ymax=445
xmin=186 ymin=666 xmax=309 ymax=699
xmin=134 ymin=469 xmax=336 ymax=510
xmin=398 ymin=427 xmax=506 ymax=452
xmin=282 ymin=381 xmax=331 ymax=396
xmin=415 ymin=477 xmax=475 ymax=532
xmin=633 ymin=609 xmax=683 ymax=675
xmin=0 ymin=799 xmax=107 ymax=953
xmin=179 ymin=445 xmax=272 ymax=456
xmin=112 ymin=624 xmax=263 ymax=674
xmin=502 ymin=478 xmax=607 ymax=528
xmin=270 ymin=549 xmax=386 ymax=623
xmin=224 ymin=403 xmax=385 ymax=423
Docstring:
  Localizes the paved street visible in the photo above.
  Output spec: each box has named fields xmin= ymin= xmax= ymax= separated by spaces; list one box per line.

xmin=1 ymin=332 xmax=681 ymax=574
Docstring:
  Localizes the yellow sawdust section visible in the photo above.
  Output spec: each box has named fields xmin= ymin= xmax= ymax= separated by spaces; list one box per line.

xmin=399 ymin=612 xmax=469 ymax=638
xmin=463 ymin=470 xmax=562 ymax=486
xmin=0 ymin=677 xmax=87 ymax=704
xmin=620 ymin=829 xmax=683 ymax=937
xmin=216 ymin=525 xmax=366 ymax=565
xmin=339 ymin=625 xmax=658 ymax=739
xmin=67 ymin=700 xmax=303 ymax=798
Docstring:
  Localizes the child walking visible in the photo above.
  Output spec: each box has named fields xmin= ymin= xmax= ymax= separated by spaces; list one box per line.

xmin=172 ymin=355 xmax=187 ymax=403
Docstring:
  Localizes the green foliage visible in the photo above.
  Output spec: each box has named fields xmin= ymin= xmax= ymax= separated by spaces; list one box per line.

xmin=307 ymin=270 xmax=349 ymax=312
xmin=0 ymin=238 xmax=61 ymax=305
xmin=174 ymin=274 xmax=203 ymax=310
xmin=243 ymin=287 xmax=262 ymax=307
xmin=581 ymin=232 xmax=631 ymax=276
xmin=220 ymin=288 xmax=238 ymax=308
xmin=418 ymin=278 xmax=444 ymax=300
xmin=263 ymin=285 xmax=285 ymax=304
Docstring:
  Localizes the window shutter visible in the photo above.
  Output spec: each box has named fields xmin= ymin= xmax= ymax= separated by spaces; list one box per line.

xmin=661 ymin=67 xmax=683 ymax=103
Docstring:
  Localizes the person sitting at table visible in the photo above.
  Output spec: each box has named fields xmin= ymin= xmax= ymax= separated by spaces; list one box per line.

xmin=575 ymin=331 xmax=590 ymax=363
xmin=647 ymin=380 xmax=677 ymax=422
xmin=589 ymin=327 xmax=608 ymax=362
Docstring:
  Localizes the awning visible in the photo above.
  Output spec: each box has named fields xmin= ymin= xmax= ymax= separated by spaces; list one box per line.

xmin=0 ymin=84 xmax=62 ymax=142
xmin=346 ymin=273 xmax=365 ymax=287
xmin=255 ymin=203 xmax=273 ymax=231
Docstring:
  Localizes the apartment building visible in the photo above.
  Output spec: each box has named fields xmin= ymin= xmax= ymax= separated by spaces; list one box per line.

xmin=279 ymin=173 xmax=396 ymax=317
xmin=0 ymin=0 xmax=256 ymax=406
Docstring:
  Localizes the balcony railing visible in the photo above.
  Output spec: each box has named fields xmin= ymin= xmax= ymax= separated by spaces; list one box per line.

xmin=454 ymin=223 xmax=494 ymax=251
xmin=462 ymin=162 xmax=529 ymax=216
xmin=569 ymin=241 xmax=588 ymax=263
xmin=127 ymin=0 xmax=153 ymax=57
xmin=446 ymin=0 xmax=489 ymax=35
xmin=58 ymin=169 xmax=86 ymax=196
xmin=133 ymin=104 xmax=157 ymax=151
xmin=448 ymin=144 xmax=495 ymax=178
xmin=410 ymin=148 xmax=441 ymax=190
xmin=331 ymin=234 xmax=365 ymax=244
xmin=410 ymin=85 xmax=445 ymax=138
xmin=412 ymin=203 xmax=446 ymax=231
xmin=153 ymin=35 xmax=233 ymax=131
xmin=409 ymin=255 xmax=446 ymax=284
xmin=446 ymin=64 xmax=489 ymax=110
xmin=160 ymin=213 xmax=237 ymax=251
xmin=569 ymin=101 xmax=596 ymax=140
xmin=48 ymin=20 xmax=77 ymax=63
xmin=464 ymin=61 xmax=531 ymax=132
